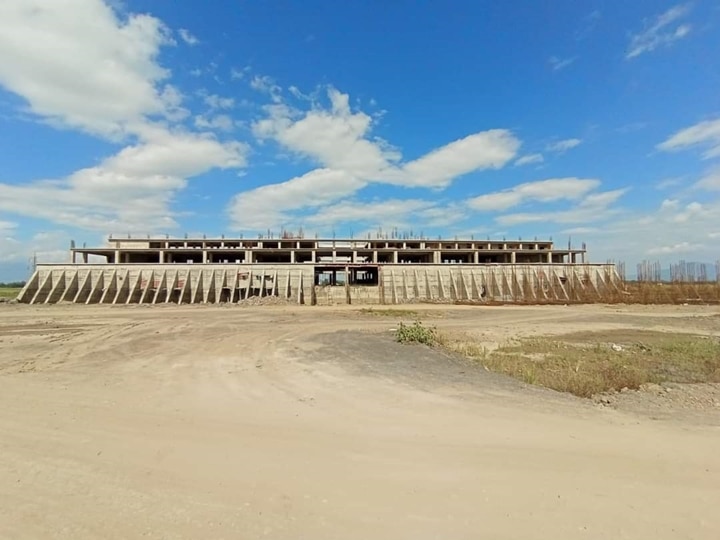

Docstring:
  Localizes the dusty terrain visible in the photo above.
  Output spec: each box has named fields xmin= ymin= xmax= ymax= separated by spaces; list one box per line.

xmin=0 ymin=303 xmax=719 ymax=539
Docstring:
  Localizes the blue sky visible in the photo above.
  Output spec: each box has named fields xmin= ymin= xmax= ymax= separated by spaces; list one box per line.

xmin=1 ymin=0 xmax=719 ymax=280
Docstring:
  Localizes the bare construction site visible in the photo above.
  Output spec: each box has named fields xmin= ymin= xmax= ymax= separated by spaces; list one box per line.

xmin=1 ymin=301 xmax=719 ymax=539
xmin=3 ymin=235 xmax=720 ymax=539
xmin=18 ymin=235 xmax=621 ymax=305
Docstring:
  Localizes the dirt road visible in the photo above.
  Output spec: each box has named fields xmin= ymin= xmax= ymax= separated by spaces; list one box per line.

xmin=1 ymin=304 xmax=719 ymax=539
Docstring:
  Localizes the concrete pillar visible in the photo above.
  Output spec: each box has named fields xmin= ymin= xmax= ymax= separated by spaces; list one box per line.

xmin=311 ymin=250 xmax=316 ymax=263
xmin=114 ymin=250 xmax=120 ymax=264
xmin=159 ymin=250 xmax=165 ymax=264
xmin=244 ymin=250 xmax=252 ymax=264
xmin=473 ymin=251 xmax=479 ymax=264
xmin=332 ymin=250 xmax=337 ymax=263
xmin=547 ymin=251 xmax=553 ymax=264
xmin=372 ymin=250 xmax=378 ymax=264
xmin=393 ymin=251 xmax=398 ymax=264
xmin=352 ymin=251 xmax=357 ymax=263
xmin=83 ymin=253 xmax=88 ymax=263
xmin=433 ymin=251 xmax=441 ymax=264
xmin=571 ymin=253 xmax=576 ymax=263
xmin=511 ymin=251 xmax=516 ymax=264
xmin=290 ymin=250 xmax=296 ymax=263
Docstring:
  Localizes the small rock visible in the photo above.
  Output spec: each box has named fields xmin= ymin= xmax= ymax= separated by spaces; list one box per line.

xmin=610 ymin=343 xmax=624 ymax=352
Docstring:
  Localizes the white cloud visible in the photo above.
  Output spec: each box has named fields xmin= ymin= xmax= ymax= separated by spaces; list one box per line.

xmin=514 ymin=153 xmax=544 ymax=167
xmin=250 ymin=75 xmax=283 ymax=103
xmin=194 ymin=114 xmax=236 ymax=132
xmin=695 ymin=169 xmax=720 ymax=191
xmin=468 ymin=178 xmax=600 ymax=211
xmin=626 ymin=4 xmax=692 ymax=59
xmin=647 ymin=242 xmax=703 ymax=255
xmin=0 ymin=0 xmax=179 ymax=139
xmin=305 ymin=199 xmax=436 ymax=227
xmin=546 ymin=138 xmax=582 ymax=153
xmin=548 ymin=56 xmax=577 ymax=71
xmin=494 ymin=188 xmax=626 ymax=226
xmin=178 ymin=28 xmax=199 ymax=46
xmin=656 ymin=177 xmax=684 ymax=190
xmin=0 ymin=130 xmax=247 ymax=232
xmin=401 ymin=130 xmax=519 ymax=188
xmin=228 ymin=169 xmax=365 ymax=230
xmin=0 ymin=0 xmax=249 ymax=234
xmin=233 ymin=86 xmax=520 ymax=230
xmin=252 ymin=87 xmax=519 ymax=188
xmin=658 ymin=119 xmax=720 ymax=159
xmin=204 ymin=94 xmax=235 ymax=110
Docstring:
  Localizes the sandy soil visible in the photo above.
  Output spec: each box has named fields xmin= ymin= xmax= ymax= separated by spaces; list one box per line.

xmin=0 ymin=303 xmax=719 ymax=539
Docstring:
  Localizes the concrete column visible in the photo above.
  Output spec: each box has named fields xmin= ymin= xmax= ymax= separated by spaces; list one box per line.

xmin=372 ymin=250 xmax=378 ymax=264
xmin=311 ymin=250 xmax=316 ymax=263
xmin=547 ymin=251 xmax=553 ymax=264
xmin=159 ymin=250 xmax=165 ymax=263
xmin=114 ymin=250 xmax=120 ymax=263
xmin=511 ymin=251 xmax=516 ymax=264
xmin=473 ymin=251 xmax=479 ymax=264
xmin=433 ymin=251 xmax=441 ymax=264
xmin=352 ymin=251 xmax=357 ymax=263
xmin=244 ymin=250 xmax=252 ymax=264
xmin=393 ymin=251 xmax=398 ymax=264
xmin=332 ymin=250 xmax=337 ymax=263
xmin=202 ymin=250 xmax=208 ymax=263
xmin=291 ymin=250 xmax=296 ymax=263
xmin=83 ymin=253 xmax=88 ymax=263
xmin=571 ymin=253 xmax=576 ymax=263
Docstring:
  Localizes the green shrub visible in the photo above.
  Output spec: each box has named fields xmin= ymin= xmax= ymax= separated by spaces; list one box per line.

xmin=395 ymin=321 xmax=437 ymax=345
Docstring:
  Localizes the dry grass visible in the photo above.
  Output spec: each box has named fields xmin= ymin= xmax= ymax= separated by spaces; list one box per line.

xmin=359 ymin=307 xmax=420 ymax=318
xmin=0 ymin=288 xmax=21 ymax=300
xmin=438 ymin=330 xmax=720 ymax=398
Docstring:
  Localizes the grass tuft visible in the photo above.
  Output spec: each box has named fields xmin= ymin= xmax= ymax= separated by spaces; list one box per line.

xmin=395 ymin=321 xmax=437 ymax=345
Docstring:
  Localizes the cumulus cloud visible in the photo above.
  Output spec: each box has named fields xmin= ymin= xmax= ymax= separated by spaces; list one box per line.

xmin=626 ymin=4 xmax=692 ymax=59
xmin=546 ymin=138 xmax=582 ymax=153
xmin=658 ymin=118 xmax=720 ymax=159
xmin=228 ymin=169 xmax=365 ymax=230
xmin=0 ymin=0 xmax=249 ymax=233
xmin=232 ymin=86 xmax=520 ymax=230
xmin=468 ymin=178 xmax=600 ymax=211
xmin=0 ymin=130 xmax=247 ymax=231
xmin=0 ymin=0 xmax=181 ymax=139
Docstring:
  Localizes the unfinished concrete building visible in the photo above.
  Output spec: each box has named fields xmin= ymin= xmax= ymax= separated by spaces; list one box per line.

xmin=19 ymin=235 xmax=621 ymax=305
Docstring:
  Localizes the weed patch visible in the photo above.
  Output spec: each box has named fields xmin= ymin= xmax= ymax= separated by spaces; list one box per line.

xmin=395 ymin=321 xmax=437 ymax=345
xmin=437 ymin=330 xmax=720 ymax=398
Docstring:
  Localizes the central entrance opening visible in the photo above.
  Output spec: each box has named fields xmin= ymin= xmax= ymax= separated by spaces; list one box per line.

xmin=314 ymin=266 xmax=379 ymax=286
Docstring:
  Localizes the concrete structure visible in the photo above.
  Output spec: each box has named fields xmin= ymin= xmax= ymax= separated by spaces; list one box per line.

xmin=19 ymin=236 xmax=621 ymax=305
xmin=71 ymin=236 xmax=586 ymax=265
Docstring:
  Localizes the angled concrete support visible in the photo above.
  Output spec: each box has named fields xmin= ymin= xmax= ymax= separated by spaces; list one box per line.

xmin=45 ymin=271 xmax=67 ymax=304
xmin=73 ymin=271 xmax=92 ymax=304
xmin=100 ymin=269 xmax=118 ymax=304
xmin=139 ymin=270 xmax=155 ymax=304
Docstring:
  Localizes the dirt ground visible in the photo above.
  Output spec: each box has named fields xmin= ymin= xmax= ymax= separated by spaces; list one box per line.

xmin=0 ymin=303 xmax=719 ymax=539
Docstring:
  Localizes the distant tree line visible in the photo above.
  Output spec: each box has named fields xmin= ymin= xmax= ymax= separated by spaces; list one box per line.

xmin=0 ymin=281 xmax=25 ymax=288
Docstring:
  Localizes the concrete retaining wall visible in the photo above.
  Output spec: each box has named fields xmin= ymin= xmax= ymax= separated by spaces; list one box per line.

xmin=18 ymin=263 xmax=620 ymax=305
